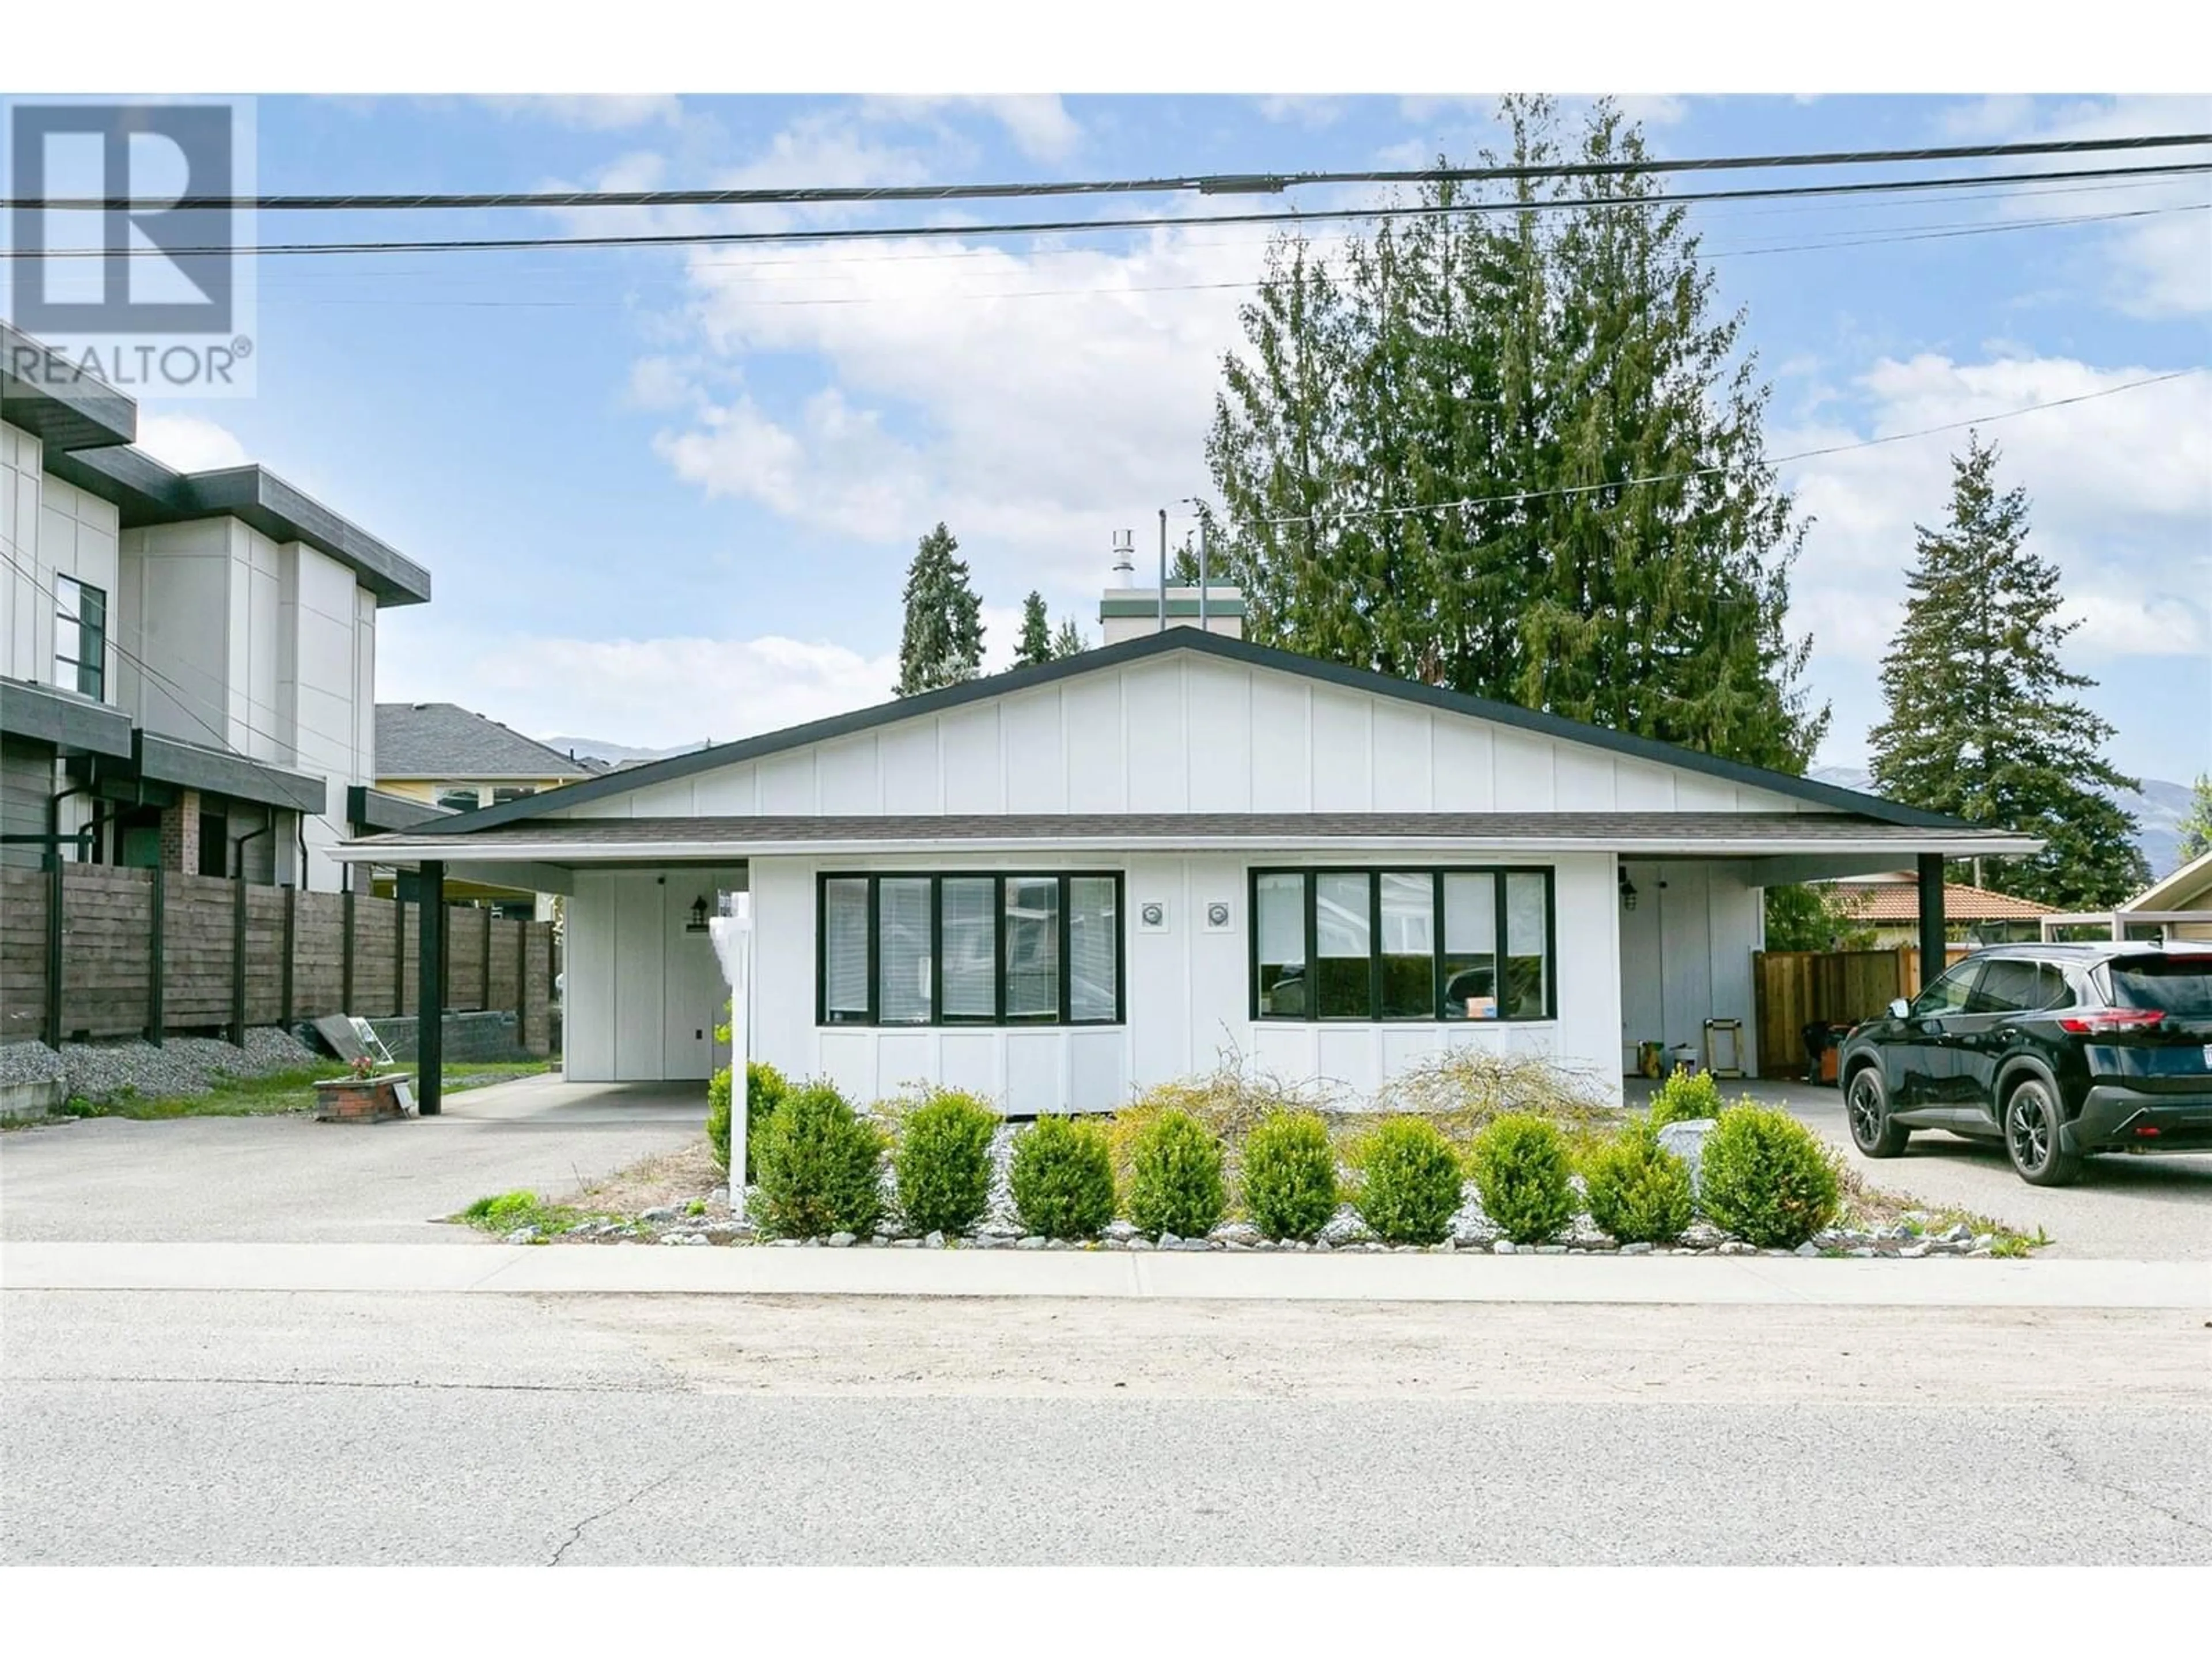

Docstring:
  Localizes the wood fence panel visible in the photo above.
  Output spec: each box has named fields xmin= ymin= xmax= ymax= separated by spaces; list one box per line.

xmin=58 ymin=865 xmax=155 ymax=1038
xmin=243 ymin=887 xmax=289 ymax=1026
xmin=161 ymin=872 xmax=239 ymax=1026
xmin=1755 ymin=943 xmax=1982 ymax=1077
xmin=1 ymin=866 xmax=50 ymax=1041
xmin=291 ymin=890 xmax=349 ymax=1018
xmin=6 ymin=866 xmax=563 ymax=1045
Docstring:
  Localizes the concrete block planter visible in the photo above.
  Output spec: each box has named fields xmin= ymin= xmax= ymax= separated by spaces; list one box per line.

xmin=313 ymin=1074 xmax=415 ymax=1123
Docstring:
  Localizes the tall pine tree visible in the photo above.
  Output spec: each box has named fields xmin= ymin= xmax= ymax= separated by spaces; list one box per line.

xmin=895 ymin=522 xmax=984 ymax=696
xmin=1205 ymin=96 xmax=1823 ymax=772
xmin=2176 ymin=775 xmax=2212 ymax=868
xmin=1868 ymin=435 xmax=2147 ymax=908
xmin=1013 ymin=591 xmax=1054 ymax=668
xmin=1051 ymin=616 xmax=1088 ymax=658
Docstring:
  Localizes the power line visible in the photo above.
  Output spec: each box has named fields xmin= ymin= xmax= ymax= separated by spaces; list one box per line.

xmin=12 ymin=160 xmax=2210 ymax=261
xmin=249 ymin=201 xmax=2212 ymax=312
xmin=1234 ymin=368 xmax=2209 ymax=529
xmin=11 ymin=131 xmax=2207 ymax=213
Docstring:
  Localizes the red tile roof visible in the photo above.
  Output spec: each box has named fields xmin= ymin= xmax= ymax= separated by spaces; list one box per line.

xmin=1833 ymin=880 xmax=2055 ymax=922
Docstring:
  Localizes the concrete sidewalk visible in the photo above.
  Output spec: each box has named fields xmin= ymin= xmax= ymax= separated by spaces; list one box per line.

xmin=5 ymin=1241 xmax=2205 ymax=1309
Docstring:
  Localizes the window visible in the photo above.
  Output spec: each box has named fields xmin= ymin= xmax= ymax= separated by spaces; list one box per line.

xmin=198 ymin=812 xmax=228 ymax=877
xmin=491 ymin=786 xmax=536 ymax=805
xmin=1914 ymin=961 xmax=1980 ymax=1017
xmin=1971 ymin=957 xmax=2072 ymax=1014
xmin=2105 ymin=955 xmax=2212 ymax=1017
xmin=55 ymin=576 xmax=105 ymax=700
xmin=437 ymin=787 xmax=481 ymax=813
xmin=815 ymin=873 xmax=1123 ymax=1027
xmin=1251 ymin=868 xmax=1556 ymax=1023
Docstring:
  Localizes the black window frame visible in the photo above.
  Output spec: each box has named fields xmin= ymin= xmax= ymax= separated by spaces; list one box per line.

xmin=815 ymin=870 xmax=1125 ymax=1029
xmin=1248 ymin=865 xmax=1558 ymax=1024
xmin=54 ymin=574 xmax=107 ymax=701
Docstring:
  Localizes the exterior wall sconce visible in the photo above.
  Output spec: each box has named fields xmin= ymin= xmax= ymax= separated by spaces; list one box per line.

xmin=1619 ymin=872 xmax=1639 ymax=911
xmin=686 ymin=896 xmax=710 ymax=933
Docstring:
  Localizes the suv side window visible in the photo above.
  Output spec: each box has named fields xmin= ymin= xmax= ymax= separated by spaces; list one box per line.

xmin=1915 ymin=961 xmax=1982 ymax=1017
xmin=2032 ymin=963 xmax=2076 ymax=1012
xmin=1972 ymin=958 xmax=2048 ymax=1013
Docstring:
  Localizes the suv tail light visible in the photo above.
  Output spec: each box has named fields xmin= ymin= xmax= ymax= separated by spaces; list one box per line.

xmin=2057 ymin=1008 xmax=2167 ymax=1035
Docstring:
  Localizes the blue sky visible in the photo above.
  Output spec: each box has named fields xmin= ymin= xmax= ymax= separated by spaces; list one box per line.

xmin=48 ymin=93 xmax=2212 ymax=781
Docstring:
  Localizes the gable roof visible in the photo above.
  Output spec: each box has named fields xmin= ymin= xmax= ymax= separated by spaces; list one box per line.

xmin=404 ymin=628 xmax=1977 ymax=836
xmin=376 ymin=703 xmax=599 ymax=783
xmin=2126 ymin=846 xmax=2212 ymax=913
xmin=1830 ymin=878 xmax=2055 ymax=923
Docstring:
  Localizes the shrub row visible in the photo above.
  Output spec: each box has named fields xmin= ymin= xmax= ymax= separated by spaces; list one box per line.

xmin=738 ymin=1075 xmax=1840 ymax=1249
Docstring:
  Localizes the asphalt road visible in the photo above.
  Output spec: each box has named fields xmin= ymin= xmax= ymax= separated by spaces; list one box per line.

xmin=5 ymin=1287 xmax=2206 ymax=1566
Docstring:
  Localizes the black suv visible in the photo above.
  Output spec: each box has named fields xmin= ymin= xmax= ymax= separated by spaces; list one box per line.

xmin=1836 ymin=942 xmax=2212 ymax=1185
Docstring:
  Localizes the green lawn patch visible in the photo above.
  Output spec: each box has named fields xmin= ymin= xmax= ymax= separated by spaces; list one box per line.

xmin=52 ymin=1058 xmax=554 ymax=1122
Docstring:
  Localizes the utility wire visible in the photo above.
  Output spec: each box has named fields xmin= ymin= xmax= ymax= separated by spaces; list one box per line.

xmin=12 ymin=161 xmax=2209 ymax=260
xmin=11 ymin=131 xmax=2207 ymax=213
xmin=251 ymin=201 xmax=2212 ymax=311
xmin=1234 ymin=368 xmax=2209 ymax=529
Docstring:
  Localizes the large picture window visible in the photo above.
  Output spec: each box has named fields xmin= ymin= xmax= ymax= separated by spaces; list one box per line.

xmin=817 ymin=872 xmax=1123 ymax=1027
xmin=1249 ymin=868 xmax=1556 ymax=1023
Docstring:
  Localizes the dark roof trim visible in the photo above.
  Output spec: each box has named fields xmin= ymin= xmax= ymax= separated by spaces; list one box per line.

xmin=346 ymin=783 xmax=452 ymax=834
xmin=1 ymin=323 xmax=137 ymax=453
xmin=0 ymin=677 xmax=136 ymax=759
xmin=43 ymin=448 xmax=431 ymax=608
xmin=137 ymin=732 xmax=328 ymax=815
xmin=415 ymin=629 xmax=1975 ymax=837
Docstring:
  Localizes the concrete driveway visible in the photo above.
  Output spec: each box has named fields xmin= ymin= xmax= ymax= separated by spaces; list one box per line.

xmin=0 ymin=1075 xmax=706 ymax=1246
xmin=1650 ymin=1077 xmax=2212 ymax=1260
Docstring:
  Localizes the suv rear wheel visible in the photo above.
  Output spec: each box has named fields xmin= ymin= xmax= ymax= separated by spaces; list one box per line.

xmin=2004 ymin=1077 xmax=2083 ymax=1187
xmin=1846 ymin=1065 xmax=1909 ymax=1157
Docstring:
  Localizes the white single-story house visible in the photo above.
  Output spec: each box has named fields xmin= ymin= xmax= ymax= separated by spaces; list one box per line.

xmin=335 ymin=597 xmax=2034 ymax=1117
xmin=2042 ymin=846 xmax=2212 ymax=944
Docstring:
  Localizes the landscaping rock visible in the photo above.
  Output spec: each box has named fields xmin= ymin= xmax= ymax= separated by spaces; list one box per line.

xmin=1016 ymin=1235 xmax=1047 ymax=1250
xmin=827 ymin=1232 xmax=856 ymax=1248
xmin=1717 ymin=1240 xmax=1756 ymax=1256
xmin=1618 ymin=1241 xmax=1654 ymax=1256
xmin=1491 ymin=1239 xmax=1516 ymax=1255
xmin=1795 ymin=1241 xmax=1821 ymax=1257
xmin=503 ymin=1226 xmax=539 ymax=1244
xmin=641 ymin=1206 xmax=680 ymax=1223
xmin=1126 ymin=1236 xmax=1154 ymax=1252
xmin=923 ymin=1230 xmax=946 ymax=1249
xmin=1656 ymin=1119 xmax=1716 ymax=1192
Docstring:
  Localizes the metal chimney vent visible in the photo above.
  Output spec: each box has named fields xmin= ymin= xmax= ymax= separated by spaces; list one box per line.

xmin=1109 ymin=528 xmax=1135 ymax=587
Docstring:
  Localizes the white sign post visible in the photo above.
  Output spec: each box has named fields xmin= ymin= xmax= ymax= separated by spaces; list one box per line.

xmin=707 ymin=902 xmax=753 ymax=1219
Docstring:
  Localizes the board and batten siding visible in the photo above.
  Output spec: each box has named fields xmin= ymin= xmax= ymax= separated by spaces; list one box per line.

xmin=745 ymin=849 xmax=1624 ymax=1112
xmin=562 ymin=865 xmax=746 ymax=1082
xmin=539 ymin=653 xmax=1819 ymax=822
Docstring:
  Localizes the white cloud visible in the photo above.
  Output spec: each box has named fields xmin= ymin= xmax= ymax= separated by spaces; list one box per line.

xmin=1255 ymin=95 xmax=1350 ymax=128
xmin=133 ymin=413 xmax=251 ymax=472
xmin=475 ymin=95 xmax=683 ymax=131
xmin=1782 ymin=354 xmax=2210 ymax=701
xmin=377 ymin=622 xmax=898 ymax=753
xmin=860 ymin=96 xmax=1081 ymax=163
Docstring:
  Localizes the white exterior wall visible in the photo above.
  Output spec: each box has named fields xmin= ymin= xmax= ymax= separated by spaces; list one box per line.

xmin=563 ymin=866 xmax=748 ymax=1082
xmin=552 ymin=654 xmax=1816 ymax=823
xmin=747 ymin=847 xmax=1622 ymax=1111
xmin=0 ymin=438 xmax=120 ymax=696
xmin=118 ymin=520 xmax=379 ymax=889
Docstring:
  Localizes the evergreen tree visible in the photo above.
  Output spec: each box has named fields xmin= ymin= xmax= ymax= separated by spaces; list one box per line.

xmin=1051 ymin=616 xmax=1088 ymax=658
xmin=1868 ymin=435 xmax=2147 ymax=908
xmin=2177 ymin=775 xmax=2212 ymax=868
xmin=1013 ymin=590 xmax=1054 ymax=668
xmin=894 ymin=522 xmax=985 ymax=696
xmin=1168 ymin=535 xmax=1203 ymax=586
xmin=1205 ymin=96 xmax=1823 ymax=772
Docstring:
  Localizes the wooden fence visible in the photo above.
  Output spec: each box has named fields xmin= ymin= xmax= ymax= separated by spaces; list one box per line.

xmin=1751 ymin=943 xmax=1974 ymax=1078
xmin=1 ymin=861 xmax=558 ymax=1051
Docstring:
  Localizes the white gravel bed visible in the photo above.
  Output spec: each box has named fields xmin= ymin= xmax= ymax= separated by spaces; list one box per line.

xmin=35 ymin=1027 xmax=322 ymax=1104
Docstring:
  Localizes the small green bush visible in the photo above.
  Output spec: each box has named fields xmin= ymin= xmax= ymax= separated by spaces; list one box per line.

xmin=1009 ymin=1115 xmax=1117 ymax=1240
xmin=894 ymin=1089 xmax=1000 ymax=1236
xmin=1123 ymin=1108 xmax=1227 ymax=1238
xmin=1698 ymin=1103 xmax=1841 ymax=1248
xmin=707 ymin=1065 xmax=734 ymax=1169
xmin=1649 ymin=1066 xmax=1722 ymax=1127
xmin=1353 ymin=1116 xmax=1464 ymax=1245
xmin=1582 ymin=1118 xmax=1694 ymax=1245
xmin=752 ymin=1079 xmax=887 ymax=1238
xmin=1467 ymin=1112 xmax=1577 ymax=1244
xmin=1239 ymin=1110 xmax=1339 ymax=1241
xmin=709 ymin=1059 xmax=791 ymax=1183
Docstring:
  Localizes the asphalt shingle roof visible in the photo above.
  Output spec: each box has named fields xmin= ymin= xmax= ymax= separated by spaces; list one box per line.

xmin=374 ymin=703 xmax=598 ymax=783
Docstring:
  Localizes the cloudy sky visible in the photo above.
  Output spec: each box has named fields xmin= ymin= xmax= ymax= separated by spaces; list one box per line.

xmin=77 ymin=93 xmax=2212 ymax=781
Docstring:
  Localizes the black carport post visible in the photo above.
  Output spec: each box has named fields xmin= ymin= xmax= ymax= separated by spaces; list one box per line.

xmin=418 ymin=860 xmax=445 ymax=1115
xmin=1916 ymin=851 xmax=1946 ymax=994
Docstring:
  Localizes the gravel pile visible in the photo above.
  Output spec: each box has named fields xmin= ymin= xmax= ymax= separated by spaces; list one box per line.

xmin=54 ymin=1026 xmax=322 ymax=1104
xmin=0 ymin=1040 xmax=67 ymax=1087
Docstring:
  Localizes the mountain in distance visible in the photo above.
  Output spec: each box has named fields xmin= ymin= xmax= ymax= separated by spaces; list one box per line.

xmin=539 ymin=735 xmax=718 ymax=771
xmin=1815 ymin=766 xmax=2196 ymax=884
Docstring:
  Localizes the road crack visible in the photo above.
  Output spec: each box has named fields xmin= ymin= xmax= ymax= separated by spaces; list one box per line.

xmin=548 ymin=1457 xmax=705 ymax=1566
xmin=2043 ymin=1426 xmax=2211 ymax=1538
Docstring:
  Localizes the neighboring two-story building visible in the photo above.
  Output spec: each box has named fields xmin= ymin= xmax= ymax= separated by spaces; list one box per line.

xmin=1 ymin=323 xmax=430 ymax=891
